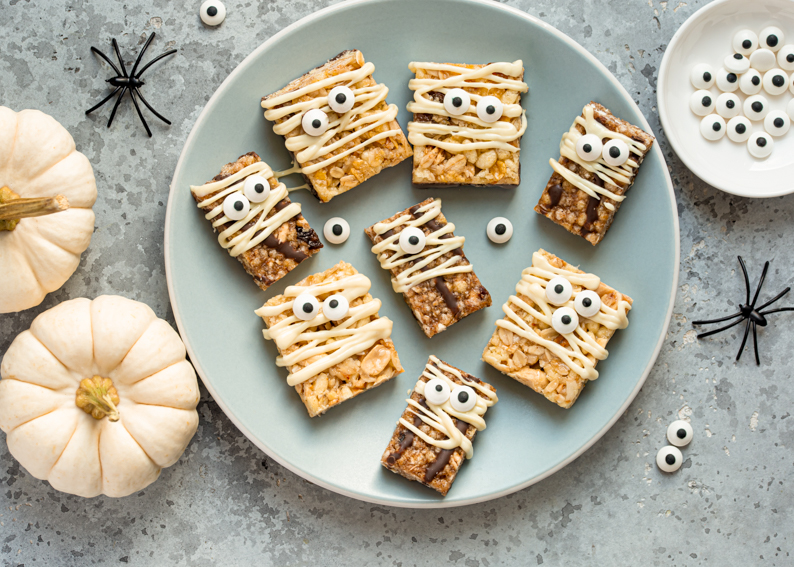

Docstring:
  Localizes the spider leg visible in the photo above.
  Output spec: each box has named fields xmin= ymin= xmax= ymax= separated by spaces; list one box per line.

xmin=135 ymin=48 xmax=178 ymax=78
xmin=752 ymin=321 xmax=760 ymax=365
xmin=130 ymin=32 xmax=156 ymax=77
xmin=132 ymin=87 xmax=171 ymax=125
xmin=111 ymin=38 xmax=128 ymax=77
xmin=759 ymin=307 xmax=794 ymax=316
xmin=756 ymin=287 xmax=791 ymax=312
xmin=90 ymin=46 xmax=122 ymax=76
xmin=86 ymin=86 xmax=122 ymax=114
xmin=738 ymin=256 xmax=751 ymax=306
xmin=735 ymin=319 xmax=752 ymax=361
xmin=750 ymin=261 xmax=770 ymax=308
xmin=107 ymin=87 xmax=128 ymax=128
xmin=692 ymin=312 xmax=743 ymax=325
xmin=696 ymin=315 xmax=746 ymax=339
xmin=129 ymin=89 xmax=153 ymax=137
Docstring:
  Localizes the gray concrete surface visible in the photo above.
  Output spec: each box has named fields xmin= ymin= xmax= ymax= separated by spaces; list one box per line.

xmin=1 ymin=0 xmax=792 ymax=565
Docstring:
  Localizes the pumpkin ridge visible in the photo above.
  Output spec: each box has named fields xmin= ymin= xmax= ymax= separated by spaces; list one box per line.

xmin=0 ymin=375 xmax=69 ymax=393
xmin=45 ymin=414 xmax=81 ymax=477
xmin=120 ymin=358 xmax=184 ymax=387
xmin=118 ymin=419 xmax=159 ymax=470
xmin=26 ymin=326 xmax=81 ymax=379
xmin=4 ymin=406 xmax=59 ymax=433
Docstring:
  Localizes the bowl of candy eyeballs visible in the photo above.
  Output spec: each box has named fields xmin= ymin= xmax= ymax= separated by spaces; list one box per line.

xmin=658 ymin=0 xmax=794 ymax=197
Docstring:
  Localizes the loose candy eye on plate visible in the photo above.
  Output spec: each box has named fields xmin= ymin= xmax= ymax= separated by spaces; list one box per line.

xmin=552 ymin=307 xmax=579 ymax=335
xmin=444 ymin=88 xmax=471 ymax=115
xmin=576 ymin=133 xmax=603 ymax=160
xmin=690 ymin=63 xmax=715 ymax=89
xmin=223 ymin=193 xmax=250 ymax=221
xmin=700 ymin=115 xmax=726 ymax=141
xmin=200 ymin=0 xmax=226 ymax=26
xmin=724 ymin=53 xmax=749 ymax=74
xmin=778 ymin=45 xmax=794 ymax=71
xmin=727 ymin=115 xmax=752 ymax=143
xmin=689 ymin=90 xmax=715 ymax=116
xmin=666 ymin=420 xmax=693 ymax=447
xmin=450 ymin=385 xmax=477 ymax=412
xmin=477 ymin=96 xmax=504 ymax=123
xmin=740 ymin=69 xmax=763 ymax=95
xmin=732 ymin=29 xmax=758 ymax=56
xmin=328 ymin=85 xmax=355 ymax=113
xmin=399 ymin=227 xmax=426 ymax=254
xmin=243 ymin=174 xmax=270 ymax=203
xmin=656 ymin=446 xmax=683 ymax=472
xmin=750 ymin=48 xmax=776 ymax=72
xmin=486 ymin=217 xmax=512 ymax=243
xmin=715 ymin=68 xmax=739 ymax=92
xmin=574 ymin=290 xmax=601 ymax=318
xmin=763 ymin=69 xmax=789 ymax=96
xmin=323 ymin=217 xmax=350 ymax=244
xmin=424 ymin=378 xmax=450 ymax=405
xmin=293 ymin=293 xmax=320 ymax=321
xmin=545 ymin=276 xmax=573 ymax=305
xmin=744 ymin=94 xmax=769 ymax=120
xmin=748 ymin=131 xmax=774 ymax=158
xmin=322 ymin=294 xmax=349 ymax=321
xmin=715 ymin=92 xmax=740 ymax=119
xmin=760 ymin=26 xmax=784 ymax=52
xmin=602 ymin=139 xmax=629 ymax=166
xmin=764 ymin=110 xmax=790 ymax=136
xmin=302 ymin=108 xmax=329 ymax=136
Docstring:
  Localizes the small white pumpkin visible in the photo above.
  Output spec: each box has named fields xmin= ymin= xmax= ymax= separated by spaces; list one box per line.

xmin=0 ymin=106 xmax=97 ymax=314
xmin=0 ymin=296 xmax=200 ymax=498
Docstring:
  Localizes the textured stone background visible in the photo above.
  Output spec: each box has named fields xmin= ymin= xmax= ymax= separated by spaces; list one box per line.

xmin=1 ymin=0 xmax=792 ymax=565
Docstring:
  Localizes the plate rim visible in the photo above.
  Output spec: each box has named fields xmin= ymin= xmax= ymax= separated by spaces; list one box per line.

xmin=164 ymin=0 xmax=680 ymax=509
xmin=657 ymin=0 xmax=793 ymax=198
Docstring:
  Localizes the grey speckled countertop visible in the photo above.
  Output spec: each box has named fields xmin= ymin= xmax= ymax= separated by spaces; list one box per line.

xmin=1 ymin=0 xmax=792 ymax=565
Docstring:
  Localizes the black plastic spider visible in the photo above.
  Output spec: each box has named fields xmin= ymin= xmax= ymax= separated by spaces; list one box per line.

xmin=692 ymin=256 xmax=794 ymax=365
xmin=86 ymin=32 xmax=177 ymax=137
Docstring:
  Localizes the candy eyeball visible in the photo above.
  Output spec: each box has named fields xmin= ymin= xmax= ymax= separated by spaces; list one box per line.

xmin=715 ymin=68 xmax=739 ymax=92
xmin=328 ymin=85 xmax=355 ymax=114
xmin=733 ymin=29 xmax=759 ymax=55
xmin=778 ymin=45 xmax=794 ymax=71
xmin=243 ymin=174 xmax=270 ymax=203
xmin=302 ymin=108 xmax=329 ymax=136
xmin=689 ymin=90 xmax=715 ymax=116
xmin=552 ymin=306 xmax=579 ymax=335
xmin=443 ymin=88 xmax=471 ymax=116
xmin=724 ymin=52 xmax=750 ymax=74
xmin=740 ymin=69 xmax=763 ymax=95
xmin=486 ymin=217 xmax=513 ymax=244
xmin=744 ymin=94 xmax=769 ymax=120
xmin=576 ymin=133 xmax=603 ymax=161
xmin=323 ymin=217 xmax=350 ymax=244
xmin=760 ymin=26 xmax=784 ymax=52
xmin=293 ymin=293 xmax=320 ymax=321
xmin=700 ymin=114 xmax=726 ymax=141
xmin=788 ymin=98 xmax=794 ymax=121
xmin=322 ymin=294 xmax=349 ymax=321
xmin=690 ymin=63 xmax=715 ymax=89
xmin=222 ymin=193 xmax=250 ymax=221
xmin=450 ymin=385 xmax=477 ymax=412
xmin=666 ymin=420 xmax=694 ymax=447
xmin=656 ymin=446 xmax=683 ymax=473
xmin=748 ymin=131 xmax=774 ymax=158
xmin=574 ymin=290 xmax=601 ymax=318
xmin=476 ymin=96 xmax=504 ymax=123
xmin=424 ymin=378 xmax=451 ymax=406
xmin=715 ymin=92 xmax=741 ymax=119
xmin=750 ymin=48 xmax=777 ymax=72
xmin=200 ymin=0 xmax=226 ymax=26
xmin=763 ymin=69 xmax=789 ymax=95
xmin=545 ymin=276 xmax=573 ymax=305
xmin=602 ymin=139 xmax=630 ymax=166
xmin=727 ymin=115 xmax=752 ymax=143
xmin=399 ymin=227 xmax=426 ymax=254
xmin=764 ymin=110 xmax=790 ymax=136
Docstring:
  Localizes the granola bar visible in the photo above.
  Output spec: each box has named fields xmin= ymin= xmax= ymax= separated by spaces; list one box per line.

xmin=534 ymin=102 xmax=655 ymax=246
xmin=255 ymin=261 xmax=403 ymax=417
xmin=365 ymin=198 xmax=491 ymax=338
xmin=407 ymin=60 xmax=528 ymax=186
xmin=381 ymin=355 xmax=497 ymax=496
xmin=190 ymin=152 xmax=322 ymax=291
xmin=482 ymin=249 xmax=633 ymax=409
xmin=261 ymin=50 xmax=412 ymax=203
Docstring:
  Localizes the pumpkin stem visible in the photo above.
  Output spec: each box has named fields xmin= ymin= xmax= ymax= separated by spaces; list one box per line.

xmin=76 ymin=376 xmax=121 ymax=422
xmin=0 ymin=186 xmax=70 ymax=231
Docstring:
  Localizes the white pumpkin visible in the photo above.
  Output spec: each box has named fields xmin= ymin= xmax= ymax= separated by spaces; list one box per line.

xmin=0 ymin=295 xmax=200 ymax=497
xmin=0 ymin=106 xmax=97 ymax=313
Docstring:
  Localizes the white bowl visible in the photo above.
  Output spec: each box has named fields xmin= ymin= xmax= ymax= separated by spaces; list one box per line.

xmin=658 ymin=0 xmax=794 ymax=197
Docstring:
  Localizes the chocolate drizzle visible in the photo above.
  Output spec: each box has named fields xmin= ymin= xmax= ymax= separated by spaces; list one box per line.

xmin=579 ymin=175 xmax=603 ymax=237
xmin=263 ymin=234 xmax=307 ymax=261
xmin=423 ymin=419 xmax=470 ymax=484
xmin=548 ymin=183 xmax=563 ymax=207
xmin=386 ymin=415 xmax=422 ymax=466
xmin=434 ymin=277 xmax=460 ymax=316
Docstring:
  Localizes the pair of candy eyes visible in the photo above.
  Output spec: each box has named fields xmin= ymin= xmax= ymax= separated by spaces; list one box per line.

xmin=292 ymin=293 xmax=350 ymax=321
xmin=424 ymin=378 xmax=477 ymax=412
xmin=575 ymin=135 xmax=630 ymax=166
xmin=442 ymin=88 xmax=505 ymax=123
xmin=301 ymin=85 xmax=357 ymax=136
xmin=222 ymin=174 xmax=271 ymax=221
xmin=546 ymin=277 xmax=602 ymax=316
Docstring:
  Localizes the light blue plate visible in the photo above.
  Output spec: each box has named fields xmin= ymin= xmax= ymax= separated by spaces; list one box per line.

xmin=165 ymin=0 xmax=679 ymax=508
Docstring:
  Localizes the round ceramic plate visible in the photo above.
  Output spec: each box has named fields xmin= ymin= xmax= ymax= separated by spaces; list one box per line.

xmin=165 ymin=0 xmax=679 ymax=508
xmin=658 ymin=0 xmax=794 ymax=198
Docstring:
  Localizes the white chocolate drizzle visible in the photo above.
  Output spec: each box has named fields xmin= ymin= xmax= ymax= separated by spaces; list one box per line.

xmin=261 ymin=61 xmax=402 ymax=175
xmin=550 ymin=104 xmax=648 ymax=211
xmin=255 ymin=273 xmax=394 ymax=386
xmin=190 ymin=161 xmax=302 ymax=258
xmin=496 ymin=252 xmax=631 ymax=381
xmin=370 ymin=199 xmax=470 ymax=293
xmin=399 ymin=356 xmax=497 ymax=459
xmin=407 ymin=61 xmax=528 ymax=153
